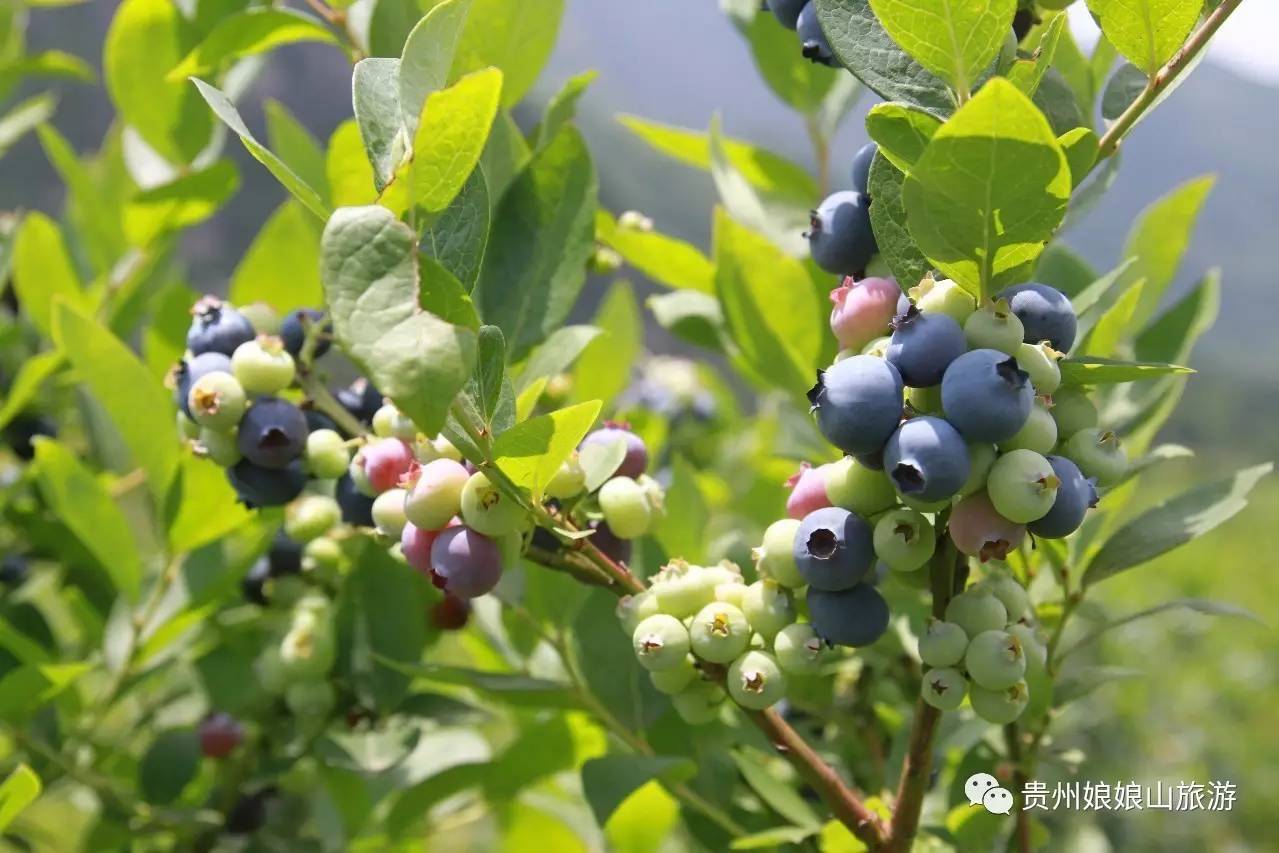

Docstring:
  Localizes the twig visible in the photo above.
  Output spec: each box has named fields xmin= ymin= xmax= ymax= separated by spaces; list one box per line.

xmin=1096 ymin=0 xmax=1246 ymax=159
xmin=295 ymin=370 xmax=368 ymax=438
xmin=1005 ymin=723 xmax=1032 ymax=853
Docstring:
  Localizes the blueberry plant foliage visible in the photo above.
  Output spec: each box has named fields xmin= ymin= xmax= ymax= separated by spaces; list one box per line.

xmin=0 ymin=0 xmax=1266 ymax=849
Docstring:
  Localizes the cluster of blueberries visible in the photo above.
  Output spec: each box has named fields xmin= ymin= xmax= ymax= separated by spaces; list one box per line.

xmin=174 ymin=295 xmax=665 ymax=621
xmin=619 ymin=560 xmax=827 ymax=722
xmin=764 ymin=0 xmax=837 ymax=66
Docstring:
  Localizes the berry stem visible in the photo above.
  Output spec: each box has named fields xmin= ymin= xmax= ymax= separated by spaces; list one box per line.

xmin=1004 ymin=723 xmax=1033 ymax=853
xmin=295 ymin=370 xmax=369 ymax=437
xmin=1095 ymin=0 xmax=1246 ymax=161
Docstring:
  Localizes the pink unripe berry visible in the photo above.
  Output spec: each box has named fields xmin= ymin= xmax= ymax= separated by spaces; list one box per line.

xmin=829 ymin=276 xmax=901 ymax=351
xmin=404 ymin=458 xmax=469 ymax=531
xmin=401 ymin=522 xmax=444 ymax=575
xmin=949 ymin=492 xmax=1026 ymax=562
xmin=360 ymin=438 xmax=416 ymax=494
xmin=786 ymin=462 xmax=833 ymax=520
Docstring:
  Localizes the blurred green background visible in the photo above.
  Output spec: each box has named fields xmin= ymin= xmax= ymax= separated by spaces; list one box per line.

xmin=0 ymin=1 xmax=1274 ymax=847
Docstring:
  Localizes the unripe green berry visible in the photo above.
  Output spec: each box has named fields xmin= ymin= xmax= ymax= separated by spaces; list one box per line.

xmin=965 ymin=630 xmax=1027 ymax=690
xmin=255 ymin=645 xmax=288 ymax=694
xmin=899 ymin=493 xmax=951 ymax=514
xmin=983 ymin=574 xmax=1032 ymax=624
xmin=969 ymin=680 xmax=1030 ymax=724
xmin=285 ymin=495 xmax=340 ymax=542
xmin=671 ymin=681 xmax=725 ymax=725
xmin=279 ymin=613 xmax=335 ymax=679
xmin=285 ymin=680 xmax=335 ymax=718
xmin=371 ymin=488 xmax=409 ymax=538
xmin=305 ymin=429 xmax=350 ymax=480
xmin=689 ymin=602 xmax=751 ymax=663
xmin=1064 ymin=429 xmax=1127 ymax=486
xmin=921 ymin=667 xmax=967 ymax=711
xmin=372 ymin=403 xmax=416 ymax=440
xmin=545 ymin=452 xmax=587 ymax=499
xmin=404 ymin=458 xmax=469 ymax=531
xmin=959 ymin=443 xmax=998 ymax=497
xmin=238 ymin=301 xmax=281 ymax=335
xmin=188 ymin=371 xmax=246 ymax=431
xmin=650 ymin=656 xmax=698 ymax=695
xmin=197 ymin=427 xmax=242 ymax=467
xmin=177 ymin=410 xmax=202 ymax=440
xmin=461 ymin=471 xmax=525 ymax=537
xmin=726 ymin=650 xmax=787 ymax=710
xmin=632 ymin=614 xmax=691 ymax=671
xmin=998 ymin=399 xmax=1058 ymax=454
xmin=1016 ymin=341 xmax=1063 ymax=394
xmin=861 ymin=336 xmax=891 ymax=358
xmin=1049 ymin=389 xmax=1098 ymax=437
xmin=825 ymin=456 xmax=897 ymax=517
xmin=907 ymin=384 xmax=943 ymax=415
xmin=945 ymin=589 xmax=1007 ymax=637
xmin=714 ymin=580 xmax=747 ymax=609
xmin=773 ymin=622 xmax=825 ymax=675
xmin=616 ymin=591 xmax=660 ymax=635
xmin=753 ymin=519 xmax=804 ymax=588
xmin=910 ymin=277 xmax=975 ymax=325
xmin=652 ymin=564 xmax=719 ymax=619
xmin=740 ymin=580 xmax=795 ymax=641
xmin=598 ymin=476 xmax=653 ymax=539
xmin=873 ymin=508 xmax=935 ymax=572
xmin=231 ymin=335 xmax=296 ymax=394
xmin=987 ymin=449 xmax=1059 ymax=524
xmin=1008 ymin=622 xmax=1047 ymax=670
xmin=302 ymin=535 xmax=343 ymax=574
xmin=963 ymin=298 xmax=1024 ymax=354
xmin=918 ymin=619 xmax=968 ymax=668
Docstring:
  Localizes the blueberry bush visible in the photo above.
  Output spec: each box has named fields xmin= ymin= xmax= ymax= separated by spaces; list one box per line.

xmin=0 ymin=0 xmax=1267 ymax=849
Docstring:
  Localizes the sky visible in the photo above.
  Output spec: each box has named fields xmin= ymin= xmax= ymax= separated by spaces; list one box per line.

xmin=1068 ymin=3 xmax=1279 ymax=86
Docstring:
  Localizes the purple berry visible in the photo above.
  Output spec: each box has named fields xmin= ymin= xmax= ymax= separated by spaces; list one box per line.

xmin=337 ymin=378 xmax=383 ymax=423
xmin=807 ymin=190 xmax=875 ymax=274
xmin=766 ymin=0 xmax=807 ymax=29
xmin=199 ymin=712 xmax=244 ymax=758
xmin=236 ymin=398 xmax=308 ymax=469
xmin=580 ymin=423 xmax=648 ymax=478
xmin=335 ymin=473 xmax=375 ymax=526
xmin=851 ymin=142 xmax=877 ymax=195
xmin=430 ymin=526 xmax=503 ymax=599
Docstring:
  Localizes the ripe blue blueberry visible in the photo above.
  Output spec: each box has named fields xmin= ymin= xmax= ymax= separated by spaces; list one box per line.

xmin=335 ymin=473 xmax=376 ymax=526
xmin=807 ymin=355 xmax=903 ymax=456
xmin=996 ymin=283 xmax=1077 ymax=352
xmin=1027 ymin=454 xmax=1097 ymax=538
xmin=806 ymin=583 xmax=890 ymax=647
xmin=886 ymin=307 xmax=966 ymax=387
xmin=766 ymin=0 xmax=807 ymax=29
xmin=940 ymin=349 xmax=1034 ymax=442
xmin=186 ymin=295 xmax=256 ymax=357
xmin=807 ymin=191 xmax=876 ymax=274
xmin=173 ymin=352 xmax=232 ymax=418
xmin=225 ymin=458 xmax=307 ymax=508
xmin=796 ymin=2 xmax=836 ymax=65
xmin=241 ymin=558 xmax=271 ymax=605
xmin=337 ymin=378 xmax=384 ymax=424
xmin=280 ymin=308 xmax=331 ymax=359
xmin=236 ymin=397 xmax=308 ymax=469
xmin=883 ymin=415 xmax=970 ymax=502
xmin=793 ymin=506 xmax=876 ymax=591
xmin=851 ymin=142 xmax=877 ymax=195
xmin=0 ymin=555 xmax=28 ymax=587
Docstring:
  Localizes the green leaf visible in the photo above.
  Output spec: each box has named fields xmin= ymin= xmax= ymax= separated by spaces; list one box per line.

xmin=336 ymin=539 xmax=431 ymax=711
xmin=382 ymin=66 xmax=501 ymax=215
xmin=595 ymin=210 xmax=714 ymax=294
xmin=1058 ymin=126 xmax=1098 ymax=189
xmin=0 ymin=351 xmax=62 ymax=432
xmin=570 ymin=283 xmax=641 ymax=411
xmin=353 ymin=57 xmax=404 ymax=192
xmin=867 ymin=0 xmax=1015 ymax=97
xmin=368 ymin=0 xmax=420 ymax=57
xmin=322 ymin=205 xmax=477 ymax=436
xmin=1032 ymin=68 xmax=1086 ymax=135
xmin=12 ymin=212 xmax=87 ymax=340
xmin=478 ymin=110 xmax=531 ymax=203
xmin=54 ymin=303 xmax=179 ymax=502
xmin=473 ymin=325 xmax=506 ymax=424
xmin=1085 ymin=0 xmax=1200 ymax=75
xmin=474 ymin=126 xmax=597 ymax=360
xmin=535 ymin=70 xmax=596 ymax=149
xmin=814 ymin=0 xmax=954 ymax=115
xmin=0 ymin=95 xmax=57 ymax=160
xmin=190 ymin=78 xmax=329 ymax=219
xmin=168 ymin=8 xmax=339 ymax=80
xmin=0 ymin=663 xmax=91 ymax=721
xmin=1058 ymin=356 xmax=1192 ymax=386
xmin=708 ymin=115 xmax=807 ymax=257
xmin=264 ymin=99 xmax=330 ymax=204
xmin=1135 ymin=268 xmax=1219 ymax=365
xmin=144 ymin=282 xmax=198 ymax=380
xmin=105 ymin=0 xmax=212 ymax=164
xmin=1121 ymin=175 xmax=1214 ymax=327
xmin=581 ymin=755 xmax=696 ymax=829
xmin=1083 ymin=463 xmax=1273 ymax=588
xmin=740 ymin=7 xmax=835 ymax=113
xmin=328 ymin=118 xmax=379 ymax=207
xmin=0 ymin=765 xmax=41 ymax=833
xmin=423 ymin=167 xmax=490 ymax=289
xmin=1080 ymin=278 xmax=1142 ymax=358
xmin=617 ymin=114 xmax=817 ymax=205
xmin=867 ymin=154 xmax=931 ymax=289
xmin=1036 ymin=243 xmax=1097 ymax=296
xmin=579 ymin=436 xmax=628 ymax=495
xmin=0 ymin=50 xmax=94 ymax=92
xmin=1061 ymin=150 xmax=1120 ymax=232
xmin=732 ymin=747 xmax=821 ymax=829
xmin=493 ymin=400 xmax=601 ymax=499
xmin=713 ymin=209 xmax=823 ymax=393
xmin=450 ymin=0 xmax=563 ymax=108
xmin=123 ymin=159 xmax=240 ymax=246
xmin=902 ymin=78 xmax=1070 ymax=300
xmin=1101 ymin=62 xmax=1148 ymax=120
xmin=166 ymin=456 xmax=253 ymax=555
xmin=379 ymin=660 xmax=580 ymax=708
xmin=1061 ymin=598 xmax=1263 ymax=661
xmin=864 ymin=102 xmax=942 ymax=172
xmin=229 ymin=201 xmax=324 ymax=311
xmin=1069 ymin=258 xmax=1137 ymax=344
xmin=139 ymin=730 xmax=200 ymax=805
xmin=647 ymin=290 xmax=727 ymax=351
xmin=1006 ymin=12 xmax=1065 ymax=97
xmin=35 ymin=124 xmax=127 ymax=273
xmin=398 ymin=0 xmax=473 ymax=132
xmin=516 ymin=325 xmax=602 ymax=392
xmin=32 ymin=440 xmax=142 ymax=600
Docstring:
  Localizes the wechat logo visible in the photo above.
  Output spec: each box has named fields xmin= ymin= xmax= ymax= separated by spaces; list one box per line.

xmin=966 ymin=772 xmax=1014 ymax=815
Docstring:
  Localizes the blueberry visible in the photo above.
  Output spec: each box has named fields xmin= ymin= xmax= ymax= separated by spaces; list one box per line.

xmin=969 ymin=680 xmax=1030 ymax=724
xmin=461 ymin=470 xmax=527 ymax=537
xmin=796 ymin=2 xmax=836 ymax=65
xmin=829 ymin=276 xmax=900 ymax=351
xmin=335 ymin=473 xmax=375 ymax=526
xmin=948 ymin=492 xmax=1026 ymax=562
xmin=918 ymin=619 xmax=968 ymax=668
xmin=356 ymin=437 xmax=416 ymax=494
xmin=226 ymin=459 xmax=307 ymax=508
xmin=186 ymin=295 xmax=255 ymax=357
xmin=754 ymin=518 xmax=803 ymax=588
xmin=304 ymin=429 xmax=350 ymax=480
xmin=855 ymin=448 xmax=885 ymax=471
xmin=987 ymin=449 xmax=1059 ymax=524
xmin=588 ymin=519 xmax=632 ymax=566
xmin=824 ymin=455 xmax=898 ymax=516
xmin=808 ymin=355 xmax=903 ymax=456
xmin=173 ymin=352 xmax=232 ymax=418
xmin=430 ymin=525 xmax=504 ymax=599
xmin=337 ymin=378 xmax=383 ymax=423
xmin=886 ymin=306 xmax=966 ymax=387
xmin=741 ymin=580 xmax=795 ymax=641
xmin=851 ymin=142 xmax=878 ymax=195
xmin=429 ymin=594 xmax=471 ymax=631
xmin=806 ymin=583 xmax=889 ymax=647
xmin=921 ymin=667 xmax=968 ymax=711
xmin=793 ymin=506 xmax=875 ymax=591
xmin=944 ymin=587 xmax=1008 ymax=637
xmin=965 ymin=629 xmax=1027 ymax=690
xmin=1015 ymin=341 xmax=1062 ymax=394
xmin=773 ymin=622 xmax=826 ymax=674
xmin=241 ymin=558 xmax=271 ymax=605
xmin=632 ymin=613 xmax=691 ymax=671
xmin=872 ymin=507 xmax=935 ymax=572
xmin=940 ymin=349 xmax=1034 ymax=442
xmin=231 ymin=336 xmax=296 ymax=395
xmin=996 ymin=283 xmax=1077 ymax=351
xmin=726 ymin=650 xmax=788 ymax=709
xmin=404 ymin=458 xmax=469 ymax=531
xmin=963 ymin=298 xmax=1025 ymax=354
xmin=1063 ymin=429 xmax=1127 ymax=486
xmin=303 ymin=408 xmax=340 ymax=435
xmin=188 ymin=371 xmax=246 ymax=431
xmin=224 ymin=787 xmax=275 ymax=835
xmin=1048 ymin=389 xmax=1097 ymax=437
xmin=280 ymin=308 xmax=331 ymax=359
xmin=1028 ymin=455 xmax=1097 ymax=538
xmin=909 ymin=278 xmax=975 ymax=327
xmin=689 ymin=602 xmax=752 ymax=663
xmin=598 ymin=476 xmax=653 ymax=539
xmin=237 ymin=398 xmax=308 ymax=469
xmin=580 ymin=423 xmax=648 ymax=478
xmin=998 ymin=399 xmax=1057 ymax=455
xmin=284 ymin=495 xmax=341 ymax=542
xmin=807 ymin=191 xmax=876 ymax=275
xmin=672 ymin=681 xmax=727 ymax=725
xmin=0 ymin=554 xmax=29 ymax=586
xmin=199 ymin=712 xmax=244 ymax=759
xmin=401 ymin=522 xmax=442 ymax=575
xmin=785 ymin=462 xmax=833 ymax=520
xmin=268 ymin=532 xmax=303 ymax=577
xmin=766 ymin=0 xmax=807 ymax=28
xmin=883 ymin=416 xmax=969 ymax=502
xmin=371 ymin=488 xmax=409 ymax=538
xmin=649 ymin=656 xmax=697 ymax=695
